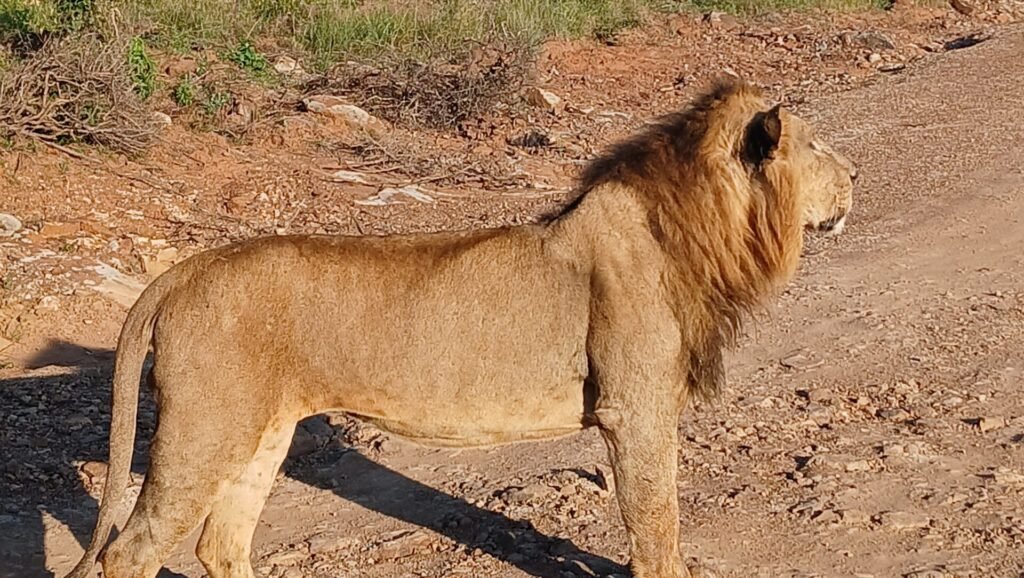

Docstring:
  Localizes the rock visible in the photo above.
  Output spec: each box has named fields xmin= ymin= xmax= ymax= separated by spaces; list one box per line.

xmin=567 ymin=558 xmax=598 ymax=576
xmin=78 ymin=460 xmax=108 ymax=494
xmin=0 ymin=213 xmax=22 ymax=237
xmin=143 ymin=247 xmax=179 ymax=277
xmin=89 ymin=263 xmax=147 ymax=308
xmin=301 ymin=95 xmax=388 ymax=135
xmin=948 ymin=0 xmax=975 ymax=15
xmin=80 ymin=460 xmax=107 ymax=480
xmin=376 ymin=529 xmax=431 ymax=559
xmin=877 ymin=407 xmax=911 ymax=421
xmin=261 ymin=549 xmax=306 ymax=567
xmin=878 ymin=62 xmax=906 ymax=73
xmin=839 ymin=509 xmax=871 ymax=525
xmin=151 ymin=112 xmax=172 ymax=127
xmin=980 ymin=468 xmax=1024 ymax=486
xmin=904 ymin=569 xmax=946 ymax=578
xmin=868 ymin=53 xmax=883 ymax=64
xmin=702 ymin=11 xmax=740 ymax=31
xmin=35 ymin=295 xmax=59 ymax=312
xmin=843 ymin=31 xmax=896 ymax=51
xmin=327 ymin=170 xmax=370 ymax=184
xmin=504 ymin=482 xmax=552 ymax=505
xmin=780 ymin=350 xmax=823 ymax=371
xmin=274 ymin=56 xmax=304 ymax=75
xmin=231 ymin=100 xmax=255 ymax=124
xmin=307 ymin=532 xmax=357 ymax=554
xmin=977 ymin=416 xmax=1006 ymax=432
xmin=39 ymin=222 xmax=81 ymax=238
xmin=845 ymin=460 xmax=873 ymax=473
xmin=525 ymin=87 xmax=564 ymax=115
xmin=877 ymin=511 xmax=930 ymax=531
xmin=356 ymin=185 xmax=435 ymax=207
xmin=813 ymin=509 xmax=841 ymax=524
xmin=789 ymin=498 xmax=821 ymax=516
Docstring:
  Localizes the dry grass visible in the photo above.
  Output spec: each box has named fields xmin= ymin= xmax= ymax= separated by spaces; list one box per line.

xmin=0 ymin=33 xmax=160 ymax=155
xmin=306 ymin=44 xmax=529 ymax=129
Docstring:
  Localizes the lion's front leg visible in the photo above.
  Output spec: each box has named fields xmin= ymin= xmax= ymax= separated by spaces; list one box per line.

xmin=598 ymin=409 xmax=689 ymax=578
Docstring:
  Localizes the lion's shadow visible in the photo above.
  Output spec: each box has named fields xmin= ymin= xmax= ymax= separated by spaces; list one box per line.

xmin=0 ymin=340 xmax=626 ymax=578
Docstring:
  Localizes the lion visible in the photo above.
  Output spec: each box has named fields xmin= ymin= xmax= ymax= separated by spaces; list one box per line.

xmin=67 ymin=78 xmax=855 ymax=578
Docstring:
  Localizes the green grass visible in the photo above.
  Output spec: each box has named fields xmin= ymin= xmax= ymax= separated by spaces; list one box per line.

xmin=127 ymin=36 xmax=157 ymax=99
xmin=3 ymin=0 xmax=894 ymax=70
xmin=171 ymin=74 xmax=195 ymax=106
xmin=226 ymin=39 xmax=269 ymax=75
xmin=686 ymin=0 xmax=889 ymax=13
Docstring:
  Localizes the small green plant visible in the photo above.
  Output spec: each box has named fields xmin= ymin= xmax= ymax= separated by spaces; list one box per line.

xmin=172 ymin=75 xmax=196 ymax=106
xmin=127 ymin=36 xmax=156 ymax=100
xmin=226 ymin=40 xmax=268 ymax=75
xmin=202 ymin=90 xmax=231 ymax=116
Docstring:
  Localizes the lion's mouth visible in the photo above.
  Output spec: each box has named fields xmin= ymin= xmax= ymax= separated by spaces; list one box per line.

xmin=816 ymin=213 xmax=847 ymax=236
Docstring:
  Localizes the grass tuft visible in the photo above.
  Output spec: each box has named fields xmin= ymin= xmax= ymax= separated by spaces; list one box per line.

xmin=127 ymin=36 xmax=156 ymax=99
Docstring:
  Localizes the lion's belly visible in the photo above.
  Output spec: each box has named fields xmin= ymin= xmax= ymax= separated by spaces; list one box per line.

xmin=321 ymin=345 xmax=592 ymax=448
xmin=351 ymin=380 xmax=588 ymax=447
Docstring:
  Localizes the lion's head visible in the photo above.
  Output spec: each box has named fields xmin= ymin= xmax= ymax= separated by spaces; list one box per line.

xmin=570 ymin=78 xmax=857 ymax=398
xmin=756 ymin=106 xmax=856 ymax=236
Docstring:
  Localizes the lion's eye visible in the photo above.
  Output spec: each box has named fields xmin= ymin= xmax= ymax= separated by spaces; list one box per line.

xmin=809 ymin=140 xmax=822 ymax=152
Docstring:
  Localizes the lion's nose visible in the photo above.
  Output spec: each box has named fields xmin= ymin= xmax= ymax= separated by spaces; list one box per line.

xmin=849 ymin=165 xmax=859 ymax=182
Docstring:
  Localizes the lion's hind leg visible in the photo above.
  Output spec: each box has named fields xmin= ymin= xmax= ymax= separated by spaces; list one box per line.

xmin=196 ymin=419 xmax=295 ymax=578
xmin=100 ymin=401 xmax=268 ymax=578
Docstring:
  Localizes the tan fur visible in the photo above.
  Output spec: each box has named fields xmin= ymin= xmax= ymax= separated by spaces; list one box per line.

xmin=67 ymin=79 xmax=855 ymax=578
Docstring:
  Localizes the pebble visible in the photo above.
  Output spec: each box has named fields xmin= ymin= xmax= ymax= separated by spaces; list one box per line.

xmin=274 ymin=56 xmax=305 ymax=76
xmin=0 ymin=213 xmax=22 ymax=237
xmin=877 ymin=511 xmax=931 ymax=531
xmin=151 ymin=112 xmax=172 ymax=127
xmin=702 ymin=11 xmax=740 ymax=32
xmin=840 ymin=509 xmax=871 ymax=525
xmin=306 ymin=532 xmax=357 ymax=554
xmin=977 ymin=416 xmax=1006 ymax=432
xmin=981 ymin=468 xmax=1024 ymax=486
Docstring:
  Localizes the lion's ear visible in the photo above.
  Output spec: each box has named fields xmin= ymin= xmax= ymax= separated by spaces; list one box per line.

xmin=746 ymin=104 xmax=783 ymax=164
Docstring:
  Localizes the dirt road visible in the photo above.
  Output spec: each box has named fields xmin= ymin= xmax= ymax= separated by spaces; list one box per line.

xmin=2 ymin=20 xmax=1023 ymax=578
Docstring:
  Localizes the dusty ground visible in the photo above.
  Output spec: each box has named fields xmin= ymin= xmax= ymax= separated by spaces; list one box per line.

xmin=2 ymin=4 xmax=1024 ymax=578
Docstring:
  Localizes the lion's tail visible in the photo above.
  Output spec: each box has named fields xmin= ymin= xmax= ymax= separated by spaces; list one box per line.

xmin=65 ymin=270 xmax=174 ymax=578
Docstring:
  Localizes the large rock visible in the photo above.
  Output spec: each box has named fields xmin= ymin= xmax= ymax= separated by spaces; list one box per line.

xmin=0 ymin=213 xmax=22 ymax=237
xmin=525 ymin=87 xmax=564 ymax=115
xmin=841 ymin=31 xmax=896 ymax=51
xmin=702 ymin=11 xmax=740 ymax=31
xmin=301 ymin=95 xmax=388 ymax=135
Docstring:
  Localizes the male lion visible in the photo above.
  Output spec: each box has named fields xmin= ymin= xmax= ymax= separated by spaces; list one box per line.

xmin=68 ymin=78 xmax=855 ymax=578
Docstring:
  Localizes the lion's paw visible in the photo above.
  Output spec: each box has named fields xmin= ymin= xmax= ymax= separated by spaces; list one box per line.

xmin=685 ymin=558 xmax=718 ymax=578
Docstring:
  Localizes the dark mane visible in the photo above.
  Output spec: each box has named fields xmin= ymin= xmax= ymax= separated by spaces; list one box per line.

xmin=540 ymin=78 xmax=804 ymax=401
xmin=550 ymin=77 xmax=759 ymax=222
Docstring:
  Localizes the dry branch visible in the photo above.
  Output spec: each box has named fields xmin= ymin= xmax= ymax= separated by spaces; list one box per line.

xmin=0 ymin=33 xmax=160 ymax=155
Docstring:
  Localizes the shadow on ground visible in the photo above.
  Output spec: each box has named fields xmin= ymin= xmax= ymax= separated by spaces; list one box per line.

xmin=0 ymin=340 xmax=626 ymax=578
